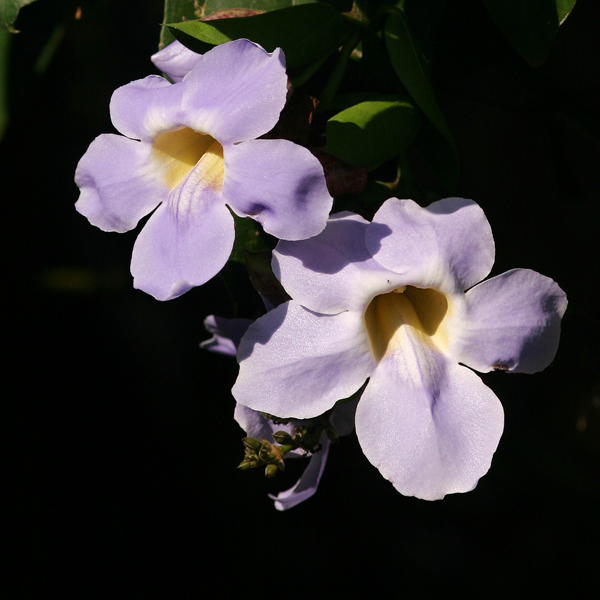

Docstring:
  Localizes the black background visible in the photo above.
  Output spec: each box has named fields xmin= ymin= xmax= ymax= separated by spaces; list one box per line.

xmin=5 ymin=0 xmax=599 ymax=596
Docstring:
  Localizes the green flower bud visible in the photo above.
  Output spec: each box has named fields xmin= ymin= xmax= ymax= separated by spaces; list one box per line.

xmin=272 ymin=430 xmax=294 ymax=445
xmin=242 ymin=437 xmax=263 ymax=452
xmin=265 ymin=464 xmax=279 ymax=478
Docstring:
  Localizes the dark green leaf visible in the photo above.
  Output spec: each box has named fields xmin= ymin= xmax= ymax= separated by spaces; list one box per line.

xmin=325 ymin=96 xmax=420 ymax=166
xmin=384 ymin=10 xmax=458 ymax=191
xmin=361 ymin=29 xmax=402 ymax=94
xmin=218 ymin=261 xmax=264 ymax=318
xmin=320 ymin=0 xmax=353 ymax=12
xmin=384 ymin=11 xmax=452 ymax=148
xmin=334 ymin=179 xmax=395 ymax=221
xmin=556 ymin=0 xmax=577 ymax=24
xmin=160 ymin=0 xmax=201 ymax=50
xmin=205 ymin=0 xmax=314 ymax=16
xmin=245 ymin=250 xmax=290 ymax=309
xmin=316 ymin=28 xmax=361 ymax=113
xmin=0 ymin=0 xmax=37 ymax=32
xmin=481 ymin=0 xmax=577 ymax=66
xmin=167 ymin=3 xmax=346 ymax=69
xmin=228 ymin=213 xmax=271 ymax=264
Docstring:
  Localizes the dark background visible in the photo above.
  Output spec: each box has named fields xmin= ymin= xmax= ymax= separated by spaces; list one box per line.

xmin=5 ymin=0 xmax=599 ymax=595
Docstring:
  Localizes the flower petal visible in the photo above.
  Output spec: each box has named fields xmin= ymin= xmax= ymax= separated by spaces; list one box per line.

xmin=356 ymin=336 xmax=504 ymax=500
xmin=110 ymin=75 xmax=184 ymax=142
xmin=151 ymin=40 xmax=201 ymax=83
xmin=269 ymin=436 xmax=330 ymax=511
xmin=366 ymin=198 xmax=495 ymax=293
xmin=233 ymin=403 xmax=288 ymax=442
xmin=200 ymin=315 xmax=253 ymax=356
xmin=273 ymin=212 xmax=404 ymax=314
xmin=233 ymin=301 xmax=375 ymax=419
xmin=181 ymin=39 xmax=287 ymax=144
xmin=75 ymin=134 xmax=167 ymax=233
xmin=130 ymin=168 xmax=234 ymax=301
xmin=223 ymin=139 xmax=332 ymax=240
xmin=448 ymin=268 xmax=567 ymax=374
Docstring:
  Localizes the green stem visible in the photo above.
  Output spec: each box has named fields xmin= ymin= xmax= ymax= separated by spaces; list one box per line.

xmin=316 ymin=28 xmax=363 ymax=115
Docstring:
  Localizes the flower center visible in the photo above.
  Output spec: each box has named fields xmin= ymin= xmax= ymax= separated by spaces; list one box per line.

xmin=364 ymin=286 xmax=449 ymax=362
xmin=152 ymin=127 xmax=224 ymax=191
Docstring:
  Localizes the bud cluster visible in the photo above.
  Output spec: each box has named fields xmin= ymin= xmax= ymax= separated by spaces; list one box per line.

xmin=237 ymin=414 xmax=338 ymax=478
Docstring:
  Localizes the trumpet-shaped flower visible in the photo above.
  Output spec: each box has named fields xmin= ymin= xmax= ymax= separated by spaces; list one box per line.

xmin=75 ymin=39 xmax=332 ymax=300
xmin=201 ymin=315 xmax=356 ymax=510
xmin=232 ymin=198 xmax=567 ymax=500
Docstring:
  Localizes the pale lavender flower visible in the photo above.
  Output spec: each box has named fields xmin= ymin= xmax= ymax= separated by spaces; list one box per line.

xmin=75 ymin=39 xmax=332 ymax=300
xmin=201 ymin=315 xmax=356 ymax=510
xmin=233 ymin=198 xmax=567 ymax=500
xmin=151 ymin=40 xmax=201 ymax=83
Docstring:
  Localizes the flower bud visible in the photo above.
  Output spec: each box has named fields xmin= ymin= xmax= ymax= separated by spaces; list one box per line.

xmin=272 ymin=431 xmax=294 ymax=445
xmin=242 ymin=437 xmax=263 ymax=452
xmin=265 ymin=464 xmax=279 ymax=478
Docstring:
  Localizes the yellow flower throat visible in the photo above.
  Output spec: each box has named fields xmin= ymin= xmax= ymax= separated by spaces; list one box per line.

xmin=364 ymin=286 xmax=449 ymax=362
xmin=152 ymin=127 xmax=224 ymax=192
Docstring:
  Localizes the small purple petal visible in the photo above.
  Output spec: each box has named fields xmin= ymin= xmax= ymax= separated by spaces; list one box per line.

xmin=224 ymin=139 xmax=332 ymax=241
xmin=151 ymin=40 xmax=201 ymax=82
xmin=269 ymin=436 xmax=330 ymax=511
xmin=130 ymin=168 xmax=234 ymax=301
xmin=110 ymin=75 xmax=184 ymax=142
xmin=273 ymin=212 xmax=404 ymax=314
xmin=367 ymin=198 xmax=495 ymax=293
xmin=181 ymin=39 xmax=287 ymax=144
xmin=233 ymin=301 xmax=375 ymax=419
xmin=448 ymin=268 xmax=568 ymax=374
xmin=356 ymin=335 xmax=504 ymax=500
xmin=234 ymin=403 xmax=288 ymax=441
xmin=75 ymin=134 xmax=167 ymax=233
xmin=201 ymin=315 xmax=253 ymax=356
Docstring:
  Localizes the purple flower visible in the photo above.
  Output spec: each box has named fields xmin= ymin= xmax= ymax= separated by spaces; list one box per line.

xmin=232 ymin=198 xmax=567 ymax=500
xmin=151 ymin=40 xmax=201 ymax=83
xmin=201 ymin=315 xmax=357 ymax=510
xmin=75 ymin=40 xmax=332 ymax=300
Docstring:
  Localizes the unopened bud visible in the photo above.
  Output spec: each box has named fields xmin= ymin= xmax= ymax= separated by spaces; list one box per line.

xmin=242 ymin=437 xmax=262 ymax=452
xmin=265 ymin=464 xmax=279 ymax=478
xmin=272 ymin=431 xmax=294 ymax=445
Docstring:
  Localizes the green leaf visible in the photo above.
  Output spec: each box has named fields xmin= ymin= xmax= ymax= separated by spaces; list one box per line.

xmin=0 ymin=0 xmax=37 ymax=32
xmin=245 ymin=250 xmax=290 ymax=309
xmin=556 ymin=0 xmax=577 ymax=24
xmin=167 ymin=3 xmax=346 ymax=69
xmin=325 ymin=96 xmax=421 ymax=166
xmin=384 ymin=10 xmax=458 ymax=191
xmin=384 ymin=11 xmax=452 ymax=149
xmin=160 ymin=0 xmax=201 ymax=50
xmin=481 ymin=0 xmax=577 ymax=66
xmin=205 ymin=0 xmax=314 ymax=16
xmin=361 ymin=29 xmax=403 ymax=94
xmin=228 ymin=213 xmax=271 ymax=264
